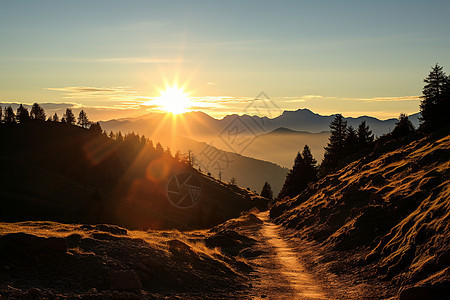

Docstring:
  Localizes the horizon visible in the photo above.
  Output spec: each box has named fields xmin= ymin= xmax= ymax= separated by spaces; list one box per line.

xmin=0 ymin=102 xmax=421 ymax=123
xmin=2 ymin=1 xmax=449 ymax=120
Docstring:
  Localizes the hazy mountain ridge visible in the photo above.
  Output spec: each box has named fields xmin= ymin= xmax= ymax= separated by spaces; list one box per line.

xmin=270 ymin=130 xmax=450 ymax=299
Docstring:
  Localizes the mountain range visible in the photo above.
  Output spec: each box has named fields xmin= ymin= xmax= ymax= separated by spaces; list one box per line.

xmin=99 ymin=109 xmax=420 ymax=193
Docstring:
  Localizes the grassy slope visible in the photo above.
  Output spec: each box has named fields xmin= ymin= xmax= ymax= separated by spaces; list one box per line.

xmin=270 ymin=132 xmax=450 ymax=299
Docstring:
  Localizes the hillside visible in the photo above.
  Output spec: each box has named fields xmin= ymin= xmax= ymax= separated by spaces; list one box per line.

xmin=0 ymin=221 xmax=252 ymax=299
xmin=270 ymin=131 xmax=450 ymax=299
xmin=0 ymin=122 xmax=268 ymax=230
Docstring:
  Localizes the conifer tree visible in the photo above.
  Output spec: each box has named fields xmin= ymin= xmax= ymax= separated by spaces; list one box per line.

xmin=16 ymin=104 xmax=30 ymax=123
xmin=116 ymin=131 xmax=124 ymax=142
xmin=391 ymin=113 xmax=415 ymax=138
xmin=344 ymin=126 xmax=358 ymax=156
xmin=63 ymin=108 xmax=76 ymax=125
xmin=301 ymin=145 xmax=318 ymax=183
xmin=4 ymin=106 xmax=16 ymax=124
xmin=420 ymin=64 xmax=450 ymax=132
xmin=320 ymin=114 xmax=347 ymax=176
xmin=77 ymin=110 xmax=90 ymax=128
xmin=357 ymin=121 xmax=374 ymax=148
xmin=52 ymin=113 xmax=59 ymax=122
xmin=260 ymin=181 xmax=274 ymax=200
xmin=278 ymin=147 xmax=317 ymax=200
xmin=30 ymin=103 xmax=46 ymax=120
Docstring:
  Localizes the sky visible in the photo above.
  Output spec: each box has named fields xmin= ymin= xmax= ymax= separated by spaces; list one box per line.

xmin=1 ymin=0 xmax=450 ymax=120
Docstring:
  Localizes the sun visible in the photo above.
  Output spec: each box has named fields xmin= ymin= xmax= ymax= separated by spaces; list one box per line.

xmin=157 ymin=85 xmax=191 ymax=114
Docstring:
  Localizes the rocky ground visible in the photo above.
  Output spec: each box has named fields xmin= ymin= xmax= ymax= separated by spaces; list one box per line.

xmin=0 ymin=213 xmax=391 ymax=300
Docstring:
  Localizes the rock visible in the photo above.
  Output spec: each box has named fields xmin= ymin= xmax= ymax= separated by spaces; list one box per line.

xmin=0 ymin=233 xmax=67 ymax=253
xmin=109 ymin=270 xmax=142 ymax=290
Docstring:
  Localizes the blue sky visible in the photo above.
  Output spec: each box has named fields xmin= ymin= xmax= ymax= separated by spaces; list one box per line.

xmin=1 ymin=0 xmax=449 ymax=120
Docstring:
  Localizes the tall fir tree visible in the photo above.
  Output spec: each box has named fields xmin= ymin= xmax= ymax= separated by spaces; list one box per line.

xmin=420 ymin=64 xmax=450 ymax=132
xmin=357 ymin=121 xmax=374 ymax=148
xmin=344 ymin=126 xmax=358 ymax=156
xmin=16 ymin=104 xmax=30 ymax=123
xmin=320 ymin=114 xmax=347 ymax=176
xmin=301 ymin=145 xmax=318 ymax=183
xmin=77 ymin=110 xmax=90 ymax=128
xmin=278 ymin=145 xmax=318 ymax=200
xmin=63 ymin=108 xmax=76 ymax=125
xmin=30 ymin=103 xmax=46 ymax=120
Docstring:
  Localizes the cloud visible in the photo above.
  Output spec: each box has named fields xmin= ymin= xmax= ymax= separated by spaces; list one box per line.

xmin=359 ymin=96 xmax=421 ymax=102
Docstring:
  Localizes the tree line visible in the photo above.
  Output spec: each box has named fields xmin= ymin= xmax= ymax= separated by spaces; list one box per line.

xmin=0 ymin=103 xmax=197 ymax=167
xmin=261 ymin=63 xmax=450 ymax=201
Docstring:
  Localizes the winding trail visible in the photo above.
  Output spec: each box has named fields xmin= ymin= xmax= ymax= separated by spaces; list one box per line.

xmin=244 ymin=212 xmax=335 ymax=300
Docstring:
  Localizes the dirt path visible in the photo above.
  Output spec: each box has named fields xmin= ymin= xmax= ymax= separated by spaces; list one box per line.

xmin=244 ymin=212 xmax=337 ymax=300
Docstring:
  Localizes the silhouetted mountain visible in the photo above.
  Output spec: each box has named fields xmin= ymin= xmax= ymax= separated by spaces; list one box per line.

xmin=0 ymin=122 xmax=267 ymax=230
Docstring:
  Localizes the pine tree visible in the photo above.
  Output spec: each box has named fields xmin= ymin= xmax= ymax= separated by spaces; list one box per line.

xmin=357 ymin=121 xmax=374 ymax=148
xmin=52 ymin=113 xmax=59 ymax=122
xmin=391 ymin=113 xmax=415 ymax=138
xmin=77 ymin=110 xmax=90 ymax=128
xmin=116 ymin=131 xmax=124 ymax=142
xmin=301 ymin=145 xmax=318 ymax=183
xmin=0 ymin=106 xmax=3 ymax=123
xmin=63 ymin=108 xmax=76 ymax=125
xmin=109 ymin=131 xmax=115 ymax=140
xmin=320 ymin=114 xmax=347 ymax=175
xmin=278 ymin=147 xmax=318 ymax=200
xmin=30 ymin=103 xmax=46 ymax=120
xmin=4 ymin=106 xmax=16 ymax=124
xmin=16 ymin=104 xmax=30 ymax=123
xmin=344 ymin=126 xmax=358 ymax=156
xmin=260 ymin=182 xmax=274 ymax=200
xmin=420 ymin=64 xmax=450 ymax=132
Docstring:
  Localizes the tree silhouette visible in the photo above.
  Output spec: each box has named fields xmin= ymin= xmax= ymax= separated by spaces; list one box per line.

xmin=16 ymin=104 xmax=30 ymax=123
xmin=52 ymin=113 xmax=59 ymax=122
xmin=420 ymin=64 xmax=450 ymax=132
xmin=116 ymin=131 xmax=124 ymax=142
xmin=63 ymin=108 xmax=76 ymax=125
xmin=0 ymin=107 xmax=2 ymax=123
xmin=391 ymin=113 xmax=415 ymax=138
xmin=278 ymin=145 xmax=318 ymax=200
xmin=4 ymin=106 xmax=16 ymax=124
xmin=89 ymin=122 xmax=102 ymax=134
xmin=30 ymin=103 xmax=46 ymax=120
xmin=344 ymin=126 xmax=358 ymax=156
xmin=320 ymin=114 xmax=347 ymax=176
xmin=77 ymin=110 xmax=90 ymax=128
xmin=357 ymin=121 xmax=374 ymax=148
xmin=260 ymin=181 xmax=273 ymax=200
